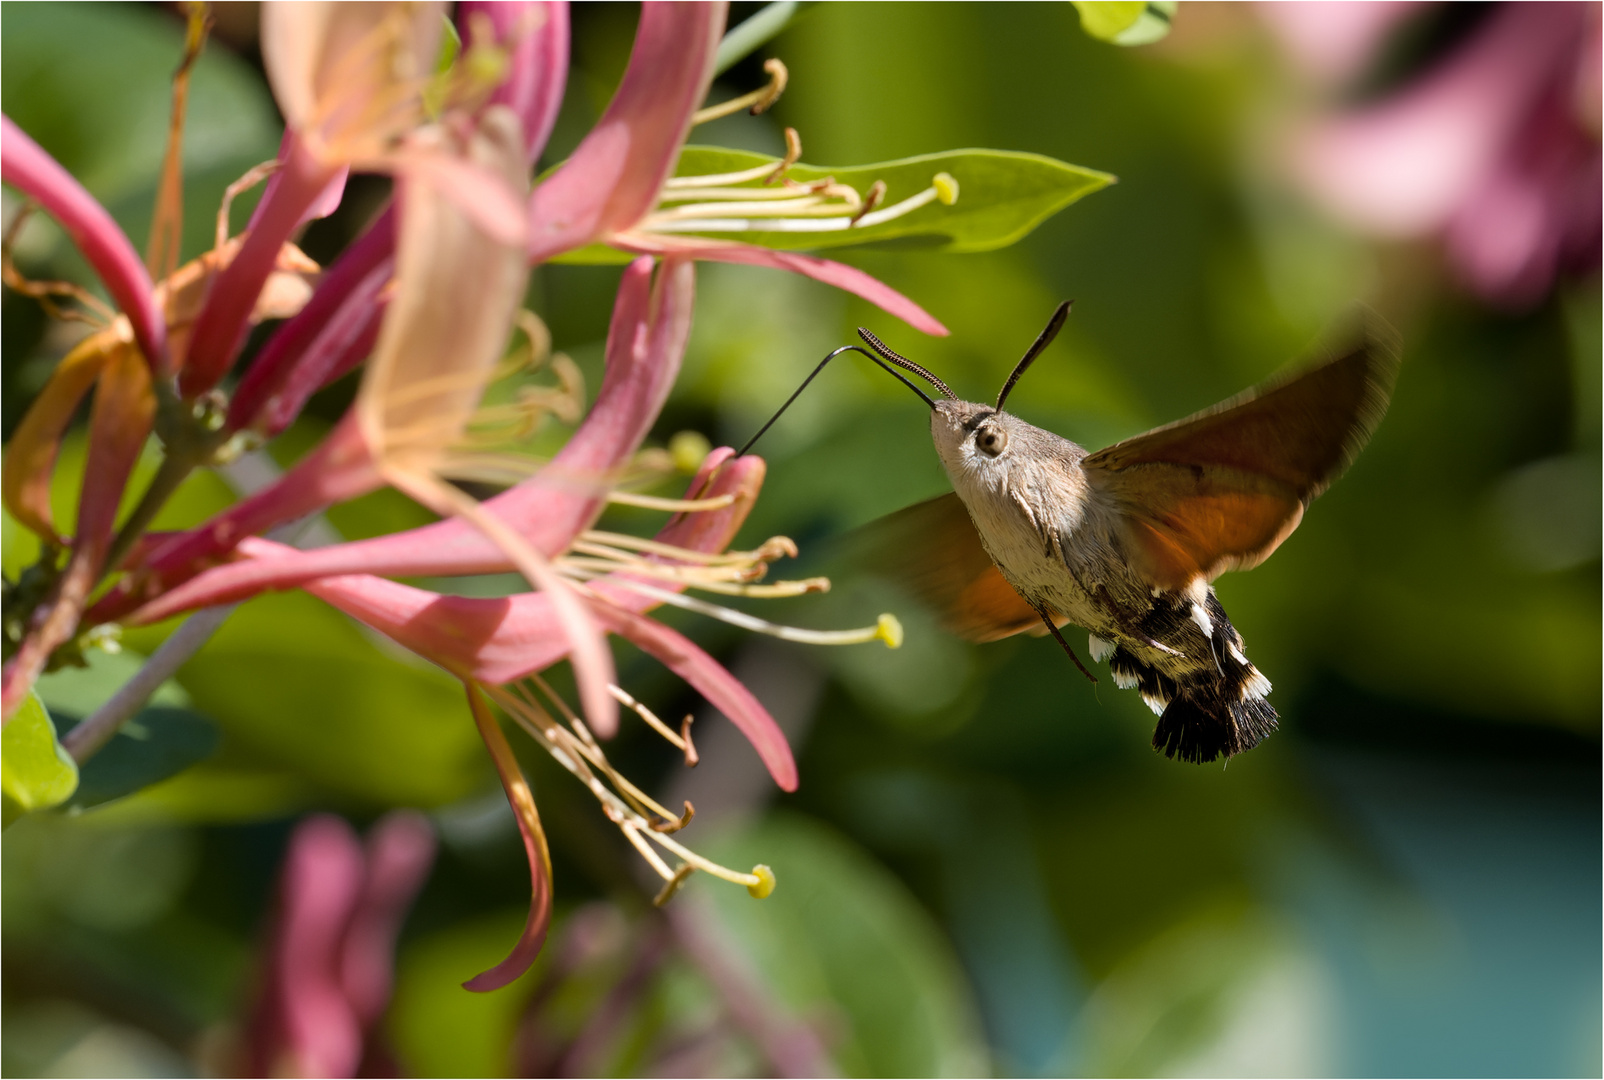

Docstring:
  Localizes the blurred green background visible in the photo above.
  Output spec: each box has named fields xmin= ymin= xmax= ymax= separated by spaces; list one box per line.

xmin=3 ymin=2 xmax=1599 ymax=1076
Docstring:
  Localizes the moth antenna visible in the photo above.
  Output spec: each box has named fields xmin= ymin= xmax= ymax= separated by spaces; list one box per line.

xmin=737 ymin=344 xmax=937 ymax=457
xmin=856 ymin=328 xmax=958 ymax=401
xmin=996 ymin=300 xmax=1073 ymax=411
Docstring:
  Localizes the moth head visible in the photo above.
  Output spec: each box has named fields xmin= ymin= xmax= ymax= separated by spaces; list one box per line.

xmin=931 ymin=400 xmax=1022 ymax=475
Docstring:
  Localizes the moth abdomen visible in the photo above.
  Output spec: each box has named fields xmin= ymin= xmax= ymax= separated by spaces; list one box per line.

xmin=1152 ymin=687 xmax=1278 ymax=764
xmin=1108 ymin=592 xmax=1279 ymax=763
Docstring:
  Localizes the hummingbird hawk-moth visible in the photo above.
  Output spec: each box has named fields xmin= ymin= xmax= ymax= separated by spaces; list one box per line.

xmin=743 ymin=303 xmax=1398 ymax=764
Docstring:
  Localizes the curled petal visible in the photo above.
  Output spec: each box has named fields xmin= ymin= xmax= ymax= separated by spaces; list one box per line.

xmin=461 ymin=1 xmax=570 ymax=164
xmin=464 ymin=683 xmax=553 ymax=991
xmin=0 ymin=116 xmax=164 ymax=367
xmin=616 ymin=231 xmax=950 ymax=336
xmin=527 ymin=3 xmax=725 ymax=260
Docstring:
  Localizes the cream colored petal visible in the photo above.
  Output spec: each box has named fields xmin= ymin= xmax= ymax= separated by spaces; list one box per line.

xmin=358 ymin=105 xmax=528 ymax=467
xmin=262 ymin=1 xmax=444 ymax=159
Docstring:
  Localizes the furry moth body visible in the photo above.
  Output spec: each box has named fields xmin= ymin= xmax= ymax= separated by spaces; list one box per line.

xmin=847 ymin=304 xmax=1398 ymax=764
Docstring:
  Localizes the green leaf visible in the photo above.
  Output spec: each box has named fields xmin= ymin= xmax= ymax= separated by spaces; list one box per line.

xmin=61 ymin=706 xmax=220 ymax=812
xmin=552 ymin=146 xmax=1113 ymax=264
xmin=695 ymin=812 xmax=989 ymax=1077
xmin=2 ymin=692 xmax=79 ymax=825
xmin=1071 ymin=1 xmax=1175 ymax=45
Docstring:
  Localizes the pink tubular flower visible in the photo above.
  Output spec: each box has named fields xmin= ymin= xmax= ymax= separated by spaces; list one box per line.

xmin=241 ymin=811 xmax=436 ymax=1078
xmin=1267 ymin=1 xmax=1602 ymax=307
xmin=5 ymin=0 xmax=941 ymax=990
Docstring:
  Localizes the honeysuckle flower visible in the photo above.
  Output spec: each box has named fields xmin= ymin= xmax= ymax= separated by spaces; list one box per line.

xmin=105 ymin=251 xmax=897 ymax=989
xmin=239 ymin=811 xmax=436 ymax=1077
xmin=1266 ymin=1 xmax=1602 ymax=307
xmin=2 ymin=0 xmax=961 ymax=993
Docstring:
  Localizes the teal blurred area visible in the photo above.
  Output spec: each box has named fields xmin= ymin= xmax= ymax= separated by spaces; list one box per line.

xmin=2 ymin=2 xmax=1598 ymax=1076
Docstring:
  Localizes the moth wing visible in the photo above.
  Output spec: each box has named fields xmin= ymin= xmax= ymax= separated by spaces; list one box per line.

xmin=1083 ymin=329 xmax=1397 ymax=591
xmin=850 ymin=492 xmax=1048 ymax=642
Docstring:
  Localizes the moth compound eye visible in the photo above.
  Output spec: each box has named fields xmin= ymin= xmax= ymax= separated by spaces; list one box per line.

xmin=975 ymin=425 xmax=1008 ymax=457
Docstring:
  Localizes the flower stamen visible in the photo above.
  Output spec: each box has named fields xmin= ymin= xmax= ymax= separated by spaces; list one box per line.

xmin=603 ymin=578 xmax=903 ymax=648
xmin=691 ymin=58 xmax=788 ymax=125
xmin=485 ymin=681 xmax=771 ymax=900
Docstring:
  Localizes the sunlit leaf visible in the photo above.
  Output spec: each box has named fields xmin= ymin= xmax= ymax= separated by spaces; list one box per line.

xmin=1 ymin=692 xmax=78 ymax=825
xmin=553 ymin=147 xmax=1113 ymax=264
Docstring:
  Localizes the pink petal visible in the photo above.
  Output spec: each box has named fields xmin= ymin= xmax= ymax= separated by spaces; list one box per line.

xmin=461 ymin=1 xmax=570 ymax=164
xmin=181 ymin=134 xmax=342 ymax=395
xmin=527 ymin=3 xmax=725 ymax=260
xmin=228 ymin=209 xmax=395 ymax=435
xmin=0 ymin=116 xmax=165 ymax=368
xmin=244 ymin=815 xmax=366 ymax=1078
xmin=249 ymin=132 xmax=349 ymax=235
xmin=339 ymin=811 xmax=436 ymax=1026
xmin=274 ymin=454 xmax=765 ymax=682
xmin=1256 ymin=2 xmax=1427 ymax=88
xmin=118 ymin=257 xmax=694 ymax=623
xmin=616 ymin=231 xmax=950 ymax=336
xmin=1292 ymin=3 xmax=1585 ymax=238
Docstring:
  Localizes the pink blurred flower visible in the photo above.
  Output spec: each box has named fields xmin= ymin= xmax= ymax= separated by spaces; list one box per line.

xmin=1267 ymin=1 xmax=1602 ymax=307
xmin=241 ymin=811 xmax=436 ymax=1078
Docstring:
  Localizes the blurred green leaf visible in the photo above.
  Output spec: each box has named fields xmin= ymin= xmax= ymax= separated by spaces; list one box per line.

xmin=1071 ymin=1 xmax=1175 ymax=45
xmin=2 ymin=693 xmax=78 ymax=824
xmin=0 ymin=2 xmax=283 ymax=266
xmin=553 ymin=147 xmax=1113 ymax=263
xmin=171 ymin=591 xmax=488 ymax=808
xmin=390 ymin=910 xmax=540 ymax=1077
xmin=34 ymin=646 xmax=190 ymax=717
xmin=62 ymin=706 xmax=220 ymax=812
xmin=695 ymin=812 xmax=989 ymax=1077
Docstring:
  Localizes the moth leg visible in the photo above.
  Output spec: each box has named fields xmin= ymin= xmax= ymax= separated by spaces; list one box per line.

xmin=1033 ymin=604 xmax=1097 ymax=684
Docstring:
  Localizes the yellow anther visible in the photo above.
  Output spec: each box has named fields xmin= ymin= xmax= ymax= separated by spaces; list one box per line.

xmin=876 ymin=613 xmax=904 ymax=649
xmin=747 ymin=864 xmax=777 ymax=899
xmin=670 ymin=430 xmax=712 ymax=473
xmin=933 ymin=172 xmax=959 ymax=205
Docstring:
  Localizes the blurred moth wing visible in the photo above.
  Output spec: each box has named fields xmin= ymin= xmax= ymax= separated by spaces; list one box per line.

xmin=1083 ymin=331 xmax=1399 ymax=593
xmin=853 ymin=491 xmax=1056 ymax=641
